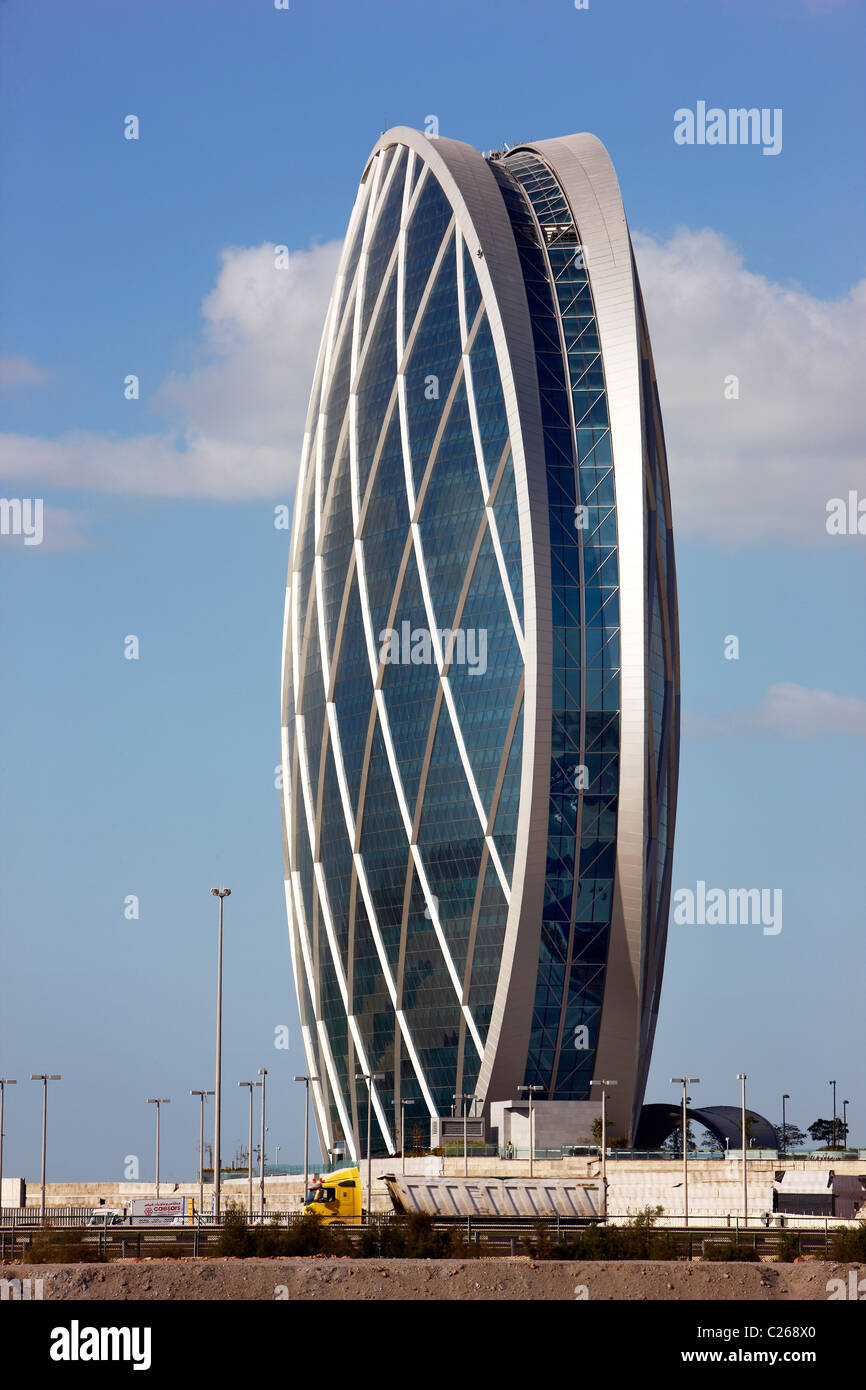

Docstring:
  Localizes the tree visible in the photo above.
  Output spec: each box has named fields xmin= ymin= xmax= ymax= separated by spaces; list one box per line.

xmin=777 ymin=1121 xmax=806 ymax=1151
xmin=663 ymin=1120 xmax=697 ymax=1155
xmin=808 ymin=1118 xmax=848 ymax=1149
xmin=591 ymin=1116 xmax=617 ymax=1144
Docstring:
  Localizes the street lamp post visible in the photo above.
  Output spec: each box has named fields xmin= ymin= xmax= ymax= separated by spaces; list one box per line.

xmin=590 ymin=1079 xmax=618 ymax=1220
xmin=400 ymin=1098 xmax=412 ymax=1176
xmin=0 ymin=1078 xmax=17 ymax=1206
xmin=146 ymin=1099 xmax=170 ymax=1199
xmin=517 ymin=1084 xmax=545 ymax=1178
xmin=238 ymin=1082 xmax=255 ymax=1220
xmin=30 ymin=1075 xmax=61 ymax=1219
xmin=257 ymin=1068 xmax=267 ymax=1216
xmin=355 ymin=1072 xmax=383 ymax=1223
xmin=829 ymin=1080 xmax=837 ymax=1149
xmin=781 ymin=1093 xmax=790 ymax=1157
xmin=737 ymin=1073 xmax=748 ymax=1225
xmin=293 ymin=1075 xmax=319 ymax=1209
xmin=843 ymin=1100 xmax=849 ymax=1148
xmin=190 ymin=1090 xmax=213 ymax=1218
xmin=670 ymin=1077 xmax=700 ymax=1226
xmin=210 ymin=886 xmax=231 ymax=1223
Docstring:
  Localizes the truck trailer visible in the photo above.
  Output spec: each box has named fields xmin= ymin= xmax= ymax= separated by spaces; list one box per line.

xmin=382 ymin=1173 xmax=601 ymax=1221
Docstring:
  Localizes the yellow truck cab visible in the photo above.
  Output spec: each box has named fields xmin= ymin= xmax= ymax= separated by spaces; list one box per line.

xmin=302 ymin=1165 xmax=362 ymax=1225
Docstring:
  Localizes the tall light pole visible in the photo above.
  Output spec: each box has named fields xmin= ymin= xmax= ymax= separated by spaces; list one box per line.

xmin=146 ymin=1098 xmax=170 ymax=1199
xmin=781 ymin=1093 xmax=790 ymax=1157
xmin=517 ymin=1084 xmax=545 ymax=1178
xmin=400 ymin=1098 xmax=413 ymax=1176
xmin=210 ymin=886 xmax=231 ymax=1222
xmin=670 ymin=1077 xmax=699 ymax=1226
xmin=256 ymin=1068 xmax=267 ymax=1216
xmin=590 ymin=1079 xmax=618 ymax=1220
xmin=356 ymin=1072 xmax=383 ymax=1223
xmin=843 ymin=1099 xmax=849 ymax=1148
xmin=453 ymin=1093 xmax=472 ymax=1177
xmin=737 ymin=1073 xmax=748 ymax=1225
xmin=294 ymin=1074 xmax=319 ymax=1208
xmin=238 ymin=1081 xmax=255 ymax=1220
xmin=190 ymin=1090 xmax=213 ymax=1217
xmin=0 ymin=1078 xmax=17 ymax=1206
xmin=30 ymin=1075 xmax=61 ymax=1219
xmin=829 ymin=1080 xmax=838 ymax=1148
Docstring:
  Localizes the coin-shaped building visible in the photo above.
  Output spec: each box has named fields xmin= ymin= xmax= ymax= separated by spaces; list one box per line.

xmin=281 ymin=126 xmax=680 ymax=1158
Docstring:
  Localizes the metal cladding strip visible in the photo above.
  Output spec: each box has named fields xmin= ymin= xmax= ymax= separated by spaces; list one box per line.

xmin=314 ymin=556 xmax=331 ymax=692
xmin=316 ymin=1019 xmax=357 ymax=1163
xmin=408 ymin=842 xmax=483 ymax=1059
xmin=351 ymin=846 xmax=439 ymax=1114
xmin=313 ymin=863 xmax=349 ymax=1009
xmin=395 ymin=1012 xmax=438 ymax=1116
xmin=527 ymin=133 xmax=647 ymax=1138
xmin=290 ymin=580 xmax=301 ymax=713
xmin=290 ymin=872 xmax=318 ymax=1018
xmin=286 ymin=140 xmax=371 ymax=579
xmin=294 ymin=716 xmax=317 ymax=852
xmin=280 ymin=723 xmax=293 ymax=854
xmin=373 ymin=689 xmax=413 ymax=839
xmin=281 ymin=582 xmax=292 ymax=721
xmin=300 ymin=1021 xmax=332 ymax=1157
xmin=412 ymin=523 xmax=490 ymax=838
xmin=463 ymin=353 xmax=490 ymax=501
xmin=353 ymin=538 xmax=380 ymax=685
xmin=346 ymin=1017 xmax=395 ymax=1153
xmin=460 ymin=301 xmax=525 ymax=658
xmin=395 ymin=149 xmax=416 ymax=359
xmin=485 ymin=504 xmax=526 ymax=660
xmin=396 ymin=216 xmax=456 ymax=516
xmin=485 ymin=835 xmax=511 ymax=902
xmin=296 ymin=721 xmax=356 ymax=1133
xmin=361 ymin=132 xmax=549 ymax=1113
xmin=325 ymin=702 xmax=357 ymax=843
xmin=351 ymin=853 xmax=399 ymax=1008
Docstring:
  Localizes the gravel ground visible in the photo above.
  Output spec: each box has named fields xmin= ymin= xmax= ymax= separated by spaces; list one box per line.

xmin=4 ymin=1258 xmax=861 ymax=1301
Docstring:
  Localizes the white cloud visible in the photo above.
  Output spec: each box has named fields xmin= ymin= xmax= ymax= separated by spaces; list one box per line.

xmin=684 ymin=682 xmax=866 ymax=739
xmin=2 ymin=229 xmax=862 ymax=542
xmin=633 ymin=228 xmax=866 ymax=545
xmin=0 ymin=241 xmax=342 ymax=499
xmin=0 ymin=355 xmax=55 ymax=390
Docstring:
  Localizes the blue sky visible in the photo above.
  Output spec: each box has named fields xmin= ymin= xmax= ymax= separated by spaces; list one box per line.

xmin=1 ymin=0 xmax=864 ymax=1181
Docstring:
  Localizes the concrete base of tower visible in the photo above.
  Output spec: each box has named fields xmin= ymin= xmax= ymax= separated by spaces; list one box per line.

xmin=490 ymin=1099 xmax=603 ymax=1152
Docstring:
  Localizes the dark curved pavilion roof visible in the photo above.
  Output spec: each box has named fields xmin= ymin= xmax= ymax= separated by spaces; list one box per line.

xmin=636 ymin=1103 xmax=779 ymax=1150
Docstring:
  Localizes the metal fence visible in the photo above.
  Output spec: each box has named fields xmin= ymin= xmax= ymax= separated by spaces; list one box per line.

xmin=0 ymin=1217 xmax=844 ymax=1264
xmin=0 ymin=1208 xmax=92 ymax=1229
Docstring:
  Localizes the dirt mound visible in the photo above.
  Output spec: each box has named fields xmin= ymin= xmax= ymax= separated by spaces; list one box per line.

xmin=4 ymin=1258 xmax=861 ymax=1301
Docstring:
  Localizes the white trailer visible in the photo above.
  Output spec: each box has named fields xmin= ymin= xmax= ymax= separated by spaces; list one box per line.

xmin=382 ymin=1173 xmax=600 ymax=1220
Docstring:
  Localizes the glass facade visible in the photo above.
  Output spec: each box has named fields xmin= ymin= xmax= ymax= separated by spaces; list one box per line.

xmin=283 ymin=128 xmax=679 ymax=1159
xmin=490 ymin=151 xmax=620 ymax=1100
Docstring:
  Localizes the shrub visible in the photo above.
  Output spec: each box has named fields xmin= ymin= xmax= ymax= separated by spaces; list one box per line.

xmin=215 ymin=1203 xmax=253 ymax=1258
xmin=521 ymin=1207 xmax=681 ymax=1262
xmin=774 ymin=1232 xmax=802 ymax=1263
xmin=702 ymin=1239 xmax=760 ymax=1262
xmin=830 ymin=1223 xmax=866 ymax=1262
xmin=21 ymin=1223 xmax=105 ymax=1264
